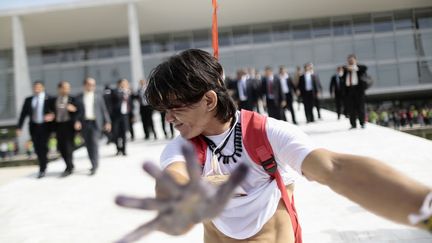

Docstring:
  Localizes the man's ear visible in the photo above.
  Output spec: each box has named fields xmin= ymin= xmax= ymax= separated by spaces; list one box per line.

xmin=204 ymin=90 xmax=218 ymax=112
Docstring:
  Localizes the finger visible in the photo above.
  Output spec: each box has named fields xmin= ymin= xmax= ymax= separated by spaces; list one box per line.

xmin=205 ymin=164 xmax=249 ymax=218
xmin=115 ymin=195 xmax=170 ymax=211
xmin=142 ymin=163 xmax=182 ymax=197
xmin=181 ymin=143 xmax=201 ymax=183
xmin=115 ymin=217 xmax=161 ymax=243
xmin=142 ymin=162 xmax=163 ymax=180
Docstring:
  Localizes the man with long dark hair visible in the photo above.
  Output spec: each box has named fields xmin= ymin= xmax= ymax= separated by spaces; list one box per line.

xmin=115 ymin=49 xmax=432 ymax=243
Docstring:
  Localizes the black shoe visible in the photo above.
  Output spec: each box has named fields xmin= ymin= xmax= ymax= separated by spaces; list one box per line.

xmin=349 ymin=126 xmax=357 ymax=130
xmin=61 ymin=170 xmax=72 ymax=177
xmin=361 ymin=124 xmax=366 ymax=129
xmin=116 ymin=150 xmax=121 ymax=156
xmin=37 ymin=171 xmax=45 ymax=179
xmin=122 ymin=151 xmax=127 ymax=156
xmin=89 ymin=168 xmax=97 ymax=176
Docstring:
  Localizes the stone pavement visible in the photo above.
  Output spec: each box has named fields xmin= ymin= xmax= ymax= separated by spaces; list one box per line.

xmin=1 ymin=108 xmax=431 ymax=243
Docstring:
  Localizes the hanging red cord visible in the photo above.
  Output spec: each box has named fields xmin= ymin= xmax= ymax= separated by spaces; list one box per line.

xmin=211 ymin=0 xmax=219 ymax=59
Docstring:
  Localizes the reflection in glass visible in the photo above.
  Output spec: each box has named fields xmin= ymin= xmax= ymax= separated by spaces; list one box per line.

xmin=312 ymin=18 xmax=331 ymax=38
xmin=252 ymin=26 xmax=271 ymax=44
xmin=272 ymin=23 xmax=291 ymax=41
xmin=377 ymin=63 xmax=399 ymax=87
xmin=354 ymin=38 xmax=374 ymax=60
xmin=394 ymin=10 xmax=414 ymax=30
xmin=193 ymin=30 xmax=210 ymax=48
xmin=333 ymin=19 xmax=352 ymax=36
xmin=375 ymin=36 xmax=396 ymax=60
xmin=219 ymin=30 xmax=233 ymax=47
xmin=395 ymin=34 xmax=417 ymax=58
xmin=353 ymin=14 xmax=372 ymax=34
xmin=173 ymin=35 xmax=192 ymax=51
xmin=399 ymin=62 xmax=419 ymax=86
xmin=416 ymin=8 xmax=432 ymax=30
xmin=292 ymin=23 xmax=311 ymax=40
xmin=233 ymin=27 xmax=251 ymax=45
xmin=373 ymin=15 xmax=394 ymax=32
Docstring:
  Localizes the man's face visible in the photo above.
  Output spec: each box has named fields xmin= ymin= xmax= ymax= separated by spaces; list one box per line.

xmin=305 ymin=65 xmax=313 ymax=72
xmin=59 ymin=83 xmax=71 ymax=96
xmin=164 ymin=93 xmax=214 ymax=139
xmin=348 ymin=57 xmax=357 ymax=65
xmin=119 ymin=80 xmax=129 ymax=89
xmin=265 ymin=69 xmax=273 ymax=77
xmin=33 ymin=83 xmax=44 ymax=95
xmin=84 ymin=79 xmax=96 ymax=92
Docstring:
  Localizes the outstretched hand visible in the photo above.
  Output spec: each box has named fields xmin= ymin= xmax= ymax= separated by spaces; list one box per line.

xmin=115 ymin=143 xmax=249 ymax=243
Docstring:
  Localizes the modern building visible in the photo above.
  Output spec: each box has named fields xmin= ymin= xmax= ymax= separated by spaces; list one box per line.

xmin=1 ymin=0 xmax=432 ymax=129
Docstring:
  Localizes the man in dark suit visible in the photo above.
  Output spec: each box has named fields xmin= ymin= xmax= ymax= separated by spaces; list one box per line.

xmin=232 ymin=69 xmax=258 ymax=111
xmin=261 ymin=66 xmax=284 ymax=120
xmin=298 ymin=63 xmax=320 ymax=123
xmin=16 ymin=81 xmax=52 ymax=178
xmin=111 ymin=79 xmax=133 ymax=155
xmin=136 ymin=79 xmax=158 ymax=140
xmin=342 ymin=54 xmax=368 ymax=129
xmin=329 ymin=66 xmax=345 ymax=120
xmin=75 ymin=77 xmax=111 ymax=175
xmin=46 ymin=81 xmax=80 ymax=177
xmin=278 ymin=66 xmax=297 ymax=124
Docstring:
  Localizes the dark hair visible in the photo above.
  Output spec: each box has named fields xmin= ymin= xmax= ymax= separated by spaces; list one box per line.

xmin=33 ymin=80 xmax=44 ymax=86
xmin=83 ymin=77 xmax=95 ymax=85
xmin=57 ymin=80 xmax=69 ymax=88
xmin=145 ymin=49 xmax=236 ymax=123
xmin=347 ymin=54 xmax=357 ymax=60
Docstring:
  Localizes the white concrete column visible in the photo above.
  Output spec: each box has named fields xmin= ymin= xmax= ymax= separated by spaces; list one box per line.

xmin=12 ymin=15 xmax=32 ymax=151
xmin=127 ymin=2 xmax=144 ymax=91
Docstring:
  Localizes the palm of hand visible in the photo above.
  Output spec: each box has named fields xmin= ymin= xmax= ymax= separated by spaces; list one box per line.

xmin=115 ymin=144 xmax=249 ymax=243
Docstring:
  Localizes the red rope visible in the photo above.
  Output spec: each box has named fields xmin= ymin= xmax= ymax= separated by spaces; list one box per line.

xmin=211 ymin=0 xmax=219 ymax=59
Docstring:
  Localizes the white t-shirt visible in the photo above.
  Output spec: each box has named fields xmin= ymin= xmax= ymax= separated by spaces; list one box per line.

xmin=160 ymin=114 xmax=317 ymax=239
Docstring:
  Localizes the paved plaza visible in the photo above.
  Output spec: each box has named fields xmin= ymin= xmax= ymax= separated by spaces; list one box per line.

xmin=1 ymin=108 xmax=432 ymax=243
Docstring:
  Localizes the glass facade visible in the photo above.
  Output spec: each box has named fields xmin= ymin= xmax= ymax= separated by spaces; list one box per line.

xmin=27 ymin=39 xmax=132 ymax=95
xmin=1 ymin=7 xmax=432 ymax=121
xmin=0 ymin=50 xmax=15 ymax=119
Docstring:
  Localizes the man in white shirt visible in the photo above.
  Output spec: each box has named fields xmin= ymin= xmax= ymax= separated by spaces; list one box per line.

xmin=17 ymin=81 xmax=52 ymax=178
xmin=342 ymin=54 xmax=368 ymax=129
xmin=75 ymin=77 xmax=111 ymax=175
xmin=115 ymin=50 xmax=432 ymax=243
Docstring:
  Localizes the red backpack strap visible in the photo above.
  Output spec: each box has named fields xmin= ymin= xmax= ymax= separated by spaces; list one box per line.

xmin=241 ymin=109 xmax=302 ymax=243
xmin=189 ymin=136 xmax=207 ymax=167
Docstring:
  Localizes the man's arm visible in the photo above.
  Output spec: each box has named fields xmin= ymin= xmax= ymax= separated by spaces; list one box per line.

xmin=17 ymin=98 xmax=29 ymax=130
xmin=302 ymin=149 xmax=431 ymax=229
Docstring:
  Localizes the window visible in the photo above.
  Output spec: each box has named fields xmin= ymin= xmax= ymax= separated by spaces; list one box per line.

xmin=415 ymin=8 xmax=432 ymax=30
xmin=272 ymin=22 xmax=291 ymax=41
xmin=373 ymin=15 xmax=394 ymax=32
xmin=332 ymin=18 xmax=353 ymax=36
xmin=193 ymin=30 xmax=210 ymax=48
xmin=115 ymin=40 xmax=130 ymax=57
xmin=375 ymin=36 xmax=396 ymax=60
xmin=419 ymin=60 xmax=432 ymax=84
xmin=42 ymin=49 xmax=59 ymax=64
xmin=173 ymin=35 xmax=192 ymax=51
xmin=377 ymin=63 xmax=399 ymax=87
xmin=417 ymin=32 xmax=432 ymax=57
xmin=141 ymin=38 xmax=153 ymax=54
xmin=218 ymin=29 xmax=233 ymax=47
xmin=398 ymin=62 xmax=419 ymax=86
xmin=153 ymin=34 xmax=172 ymax=53
xmin=333 ymin=39 xmax=354 ymax=63
xmin=292 ymin=22 xmax=311 ymax=40
xmin=252 ymin=25 xmax=271 ymax=44
xmin=395 ymin=34 xmax=417 ymax=58
xmin=353 ymin=14 xmax=372 ymax=34
xmin=354 ymin=37 xmax=375 ymax=60
xmin=394 ymin=10 xmax=414 ymax=30
xmin=0 ymin=72 xmax=15 ymax=118
xmin=313 ymin=40 xmax=333 ymax=64
xmin=312 ymin=18 xmax=331 ymax=38
xmin=233 ymin=26 xmax=251 ymax=45
xmin=97 ymin=44 xmax=114 ymax=59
